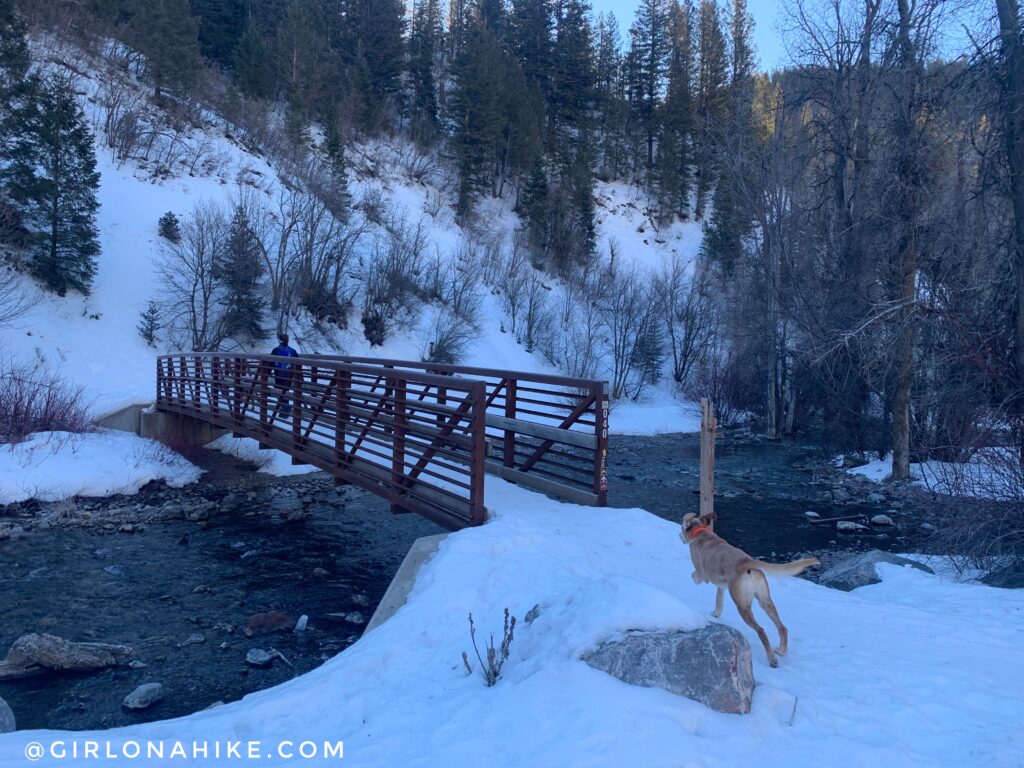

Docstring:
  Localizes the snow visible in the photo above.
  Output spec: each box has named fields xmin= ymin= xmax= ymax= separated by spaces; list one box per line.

xmin=0 ymin=429 xmax=202 ymax=504
xmin=2 ymin=480 xmax=1022 ymax=767
xmin=207 ymin=434 xmax=321 ymax=477
xmin=594 ymin=181 xmax=703 ymax=273
xmin=846 ymin=451 xmax=1019 ymax=501
xmin=608 ymin=390 xmax=702 ymax=435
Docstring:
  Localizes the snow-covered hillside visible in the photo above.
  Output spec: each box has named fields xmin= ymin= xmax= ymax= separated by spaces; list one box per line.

xmin=1 ymin=39 xmax=702 ymax=433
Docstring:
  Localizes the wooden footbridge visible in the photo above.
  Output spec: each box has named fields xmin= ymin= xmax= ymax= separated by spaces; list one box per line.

xmin=156 ymin=354 xmax=609 ymax=530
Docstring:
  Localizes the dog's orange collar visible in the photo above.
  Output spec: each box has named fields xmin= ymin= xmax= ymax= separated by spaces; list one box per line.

xmin=688 ymin=524 xmax=711 ymax=540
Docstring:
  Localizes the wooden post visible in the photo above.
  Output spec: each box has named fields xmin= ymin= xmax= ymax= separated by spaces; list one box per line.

xmin=292 ymin=362 xmax=303 ymax=450
xmin=233 ymin=357 xmax=242 ymax=423
xmin=699 ymin=398 xmax=716 ymax=519
xmin=391 ymin=375 xmax=406 ymax=514
xmin=335 ymin=369 xmax=351 ymax=485
xmin=469 ymin=381 xmax=488 ymax=525
xmin=504 ymin=378 xmax=516 ymax=468
xmin=258 ymin=361 xmax=268 ymax=439
xmin=594 ymin=382 xmax=610 ymax=505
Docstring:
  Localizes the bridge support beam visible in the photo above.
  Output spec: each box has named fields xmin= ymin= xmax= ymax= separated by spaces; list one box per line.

xmin=140 ymin=409 xmax=225 ymax=448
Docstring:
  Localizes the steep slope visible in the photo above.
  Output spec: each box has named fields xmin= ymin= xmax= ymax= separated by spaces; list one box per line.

xmin=2 ymin=39 xmax=703 ymax=433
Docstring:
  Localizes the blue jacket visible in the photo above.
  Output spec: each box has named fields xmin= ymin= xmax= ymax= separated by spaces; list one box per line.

xmin=271 ymin=344 xmax=297 ymax=372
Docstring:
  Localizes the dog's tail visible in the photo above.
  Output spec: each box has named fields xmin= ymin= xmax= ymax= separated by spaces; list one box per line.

xmin=752 ymin=557 xmax=820 ymax=577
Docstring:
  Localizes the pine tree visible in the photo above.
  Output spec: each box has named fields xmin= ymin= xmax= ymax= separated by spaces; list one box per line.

xmin=275 ymin=0 xmax=336 ymax=118
xmin=324 ymin=130 xmax=352 ymax=219
xmin=215 ymin=206 xmax=267 ymax=344
xmin=451 ymin=17 xmax=544 ymax=217
xmin=701 ymin=0 xmax=755 ymax=265
xmin=478 ymin=0 xmax=504 ymax=34
xmin=699 ymin=175 xmax=742 ymax=272
xmin=654 ymin=0 xmax=695 ymax=221
xmin=0 ymin=0 xmax=30 ymax=172
xmin=450 ymin=23 xmax=509 ymax=214
xmin=0 ymin=0 xmax=28 ymax=101
xmin=728 ymin=0 xmax=754 ymax=87
xmin=550 ymin=0 xmax=595 ymax=143
xmin=2 ymin=76 xmax=101 ymax=295
xmin=158 ymin=211 xmax=181 ymax=243
xmin=521 ymin=160 xmax=551 ymax=252
xmin=340 ymin=0 xmax=406 ymax=129
xmin=130 ymin=0 xmax=202 ymax=101
xmin=191 ymin=0 xmax=244 ymax=67
xmin=449 ymin=0 xmax=469 ymax=62
xmin=409 ymin=0 xmax=443 ymax=144
xmin=508 ymin=0 xmax=554 ymax=92
xmin=138 ymin=300 xmax=162 ymax=346
xmin=693 ymin=0 xmax=728 ymax=219
xmin=594 ymin=12 xmax=630 ymax=180
xmin=233 ymin=22 xmax=276 ymax=99
xmin=628 ymin=0 xmax=672 ymax=170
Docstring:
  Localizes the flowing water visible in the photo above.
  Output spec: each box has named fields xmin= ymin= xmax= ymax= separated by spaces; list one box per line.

xmin=607 ymin=430 xmax=918 ymax=559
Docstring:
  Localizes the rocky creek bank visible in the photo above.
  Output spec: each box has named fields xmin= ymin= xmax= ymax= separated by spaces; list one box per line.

xmin=0 ymin=448 xmax=442 ymax=731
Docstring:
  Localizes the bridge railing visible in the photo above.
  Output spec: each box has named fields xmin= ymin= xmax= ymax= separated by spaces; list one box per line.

xmin=156 ymin=354 xmax=487 ymax=530
xmin=310 ymin=357 xmax=609 ymax=507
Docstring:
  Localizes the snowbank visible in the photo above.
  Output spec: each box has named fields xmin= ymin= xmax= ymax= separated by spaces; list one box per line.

xmin=609 ymin=392 xmax=702 ymax=435
xmin=0 ymin=430 xmax=202 ymax=504
xmin=846 ymin=451 xmax=1020 ymax=501
xmin=207 ymin=434 xmax=321 ymax=477
xmin=1 ymin=480 xmax=1021 ymax=767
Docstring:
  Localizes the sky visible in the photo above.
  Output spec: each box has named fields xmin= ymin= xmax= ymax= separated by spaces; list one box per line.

xmin=590 ymin=0 xmax=786 ymax=71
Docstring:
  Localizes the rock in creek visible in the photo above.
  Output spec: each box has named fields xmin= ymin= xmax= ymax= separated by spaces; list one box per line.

xmin=836 ymin=521 xmax=869 ymax=533
xmin=0 ymin=634 xmax=131 ymax=680
xmin=244 ymin=611 xmax=293 ymax=636
xmin=245 ymin=649 xmax=274 ymax=668
xmin=818 ymin=550 xmax=934 ymax=591
xmin=122 ymin=683 xmax=164 ymax=710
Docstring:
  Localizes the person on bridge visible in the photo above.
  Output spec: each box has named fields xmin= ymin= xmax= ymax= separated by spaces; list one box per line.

xmin=271 ymin=332 xmax=298 ymax=417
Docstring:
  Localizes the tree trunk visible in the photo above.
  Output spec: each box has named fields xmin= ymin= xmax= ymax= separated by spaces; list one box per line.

xmin=890 ymin=0 xmax=920 ymax=481
xmin=996 ymin=0 xmax=1024 ymax=464
xmin=892 ymin=246 xmax=916 ymax=480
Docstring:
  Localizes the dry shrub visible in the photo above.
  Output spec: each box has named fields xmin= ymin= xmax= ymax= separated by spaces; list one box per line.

xmin=0 ymin=362 xmax=93 ymax=443
xmin=924 ymin=448 xmax=1024 ymax=581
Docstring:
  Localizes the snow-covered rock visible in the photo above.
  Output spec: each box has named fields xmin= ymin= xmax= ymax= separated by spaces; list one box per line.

xmin=0 ymin=696 xmax=14 ymax=733
xmin=581 ymin=625 xmax=754 ymax=714
xmin=818 ymin=550 xmax=934 ymax=591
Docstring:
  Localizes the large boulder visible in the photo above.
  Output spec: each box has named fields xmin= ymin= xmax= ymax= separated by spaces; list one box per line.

xmin=818 ymin=550 xmax=933 ymax=591
xmin=0 ymin=634 xmax=130 ymax=680
xmin=982 ymin=563 xmax=1024 ymax=589
xmin=581 ymin=625 xmax=754 ymax=715
xmin=0 ymin=695 xmax=15 ymax=733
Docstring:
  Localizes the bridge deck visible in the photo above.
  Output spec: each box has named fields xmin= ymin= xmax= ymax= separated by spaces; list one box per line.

xmin=156 ymin=354 xmax=608 ymax=529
